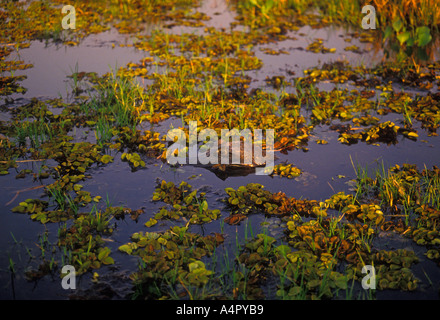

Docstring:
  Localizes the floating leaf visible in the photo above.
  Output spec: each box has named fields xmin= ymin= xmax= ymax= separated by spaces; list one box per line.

xmin=397 ymin=31 xmax=411 ymax=45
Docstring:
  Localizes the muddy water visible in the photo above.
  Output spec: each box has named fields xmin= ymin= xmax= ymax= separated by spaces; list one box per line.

xmin=1 ymin=0 xmax=440 ymax=300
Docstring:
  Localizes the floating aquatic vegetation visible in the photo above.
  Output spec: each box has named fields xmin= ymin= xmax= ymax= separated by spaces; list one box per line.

xmin=235 ymin=233 xmax=277 ymax=299
xmin=0 ymin=0 xmax=204 ymax=51
xmin=264 ymin=75 xmax=289 ymax=90
xmin=411 ymin=93 xmax=440 ymax=135
xmin=151 ymin=180 xmax=220 ymax=224
xmin=224 ymin=183 xmax=318 ymax=220
xmin=12 ymin=199 xmax=49 ymax=216
xmin=269 ymin=163 xmax=302 ymax=179
xmin=347 ymin=249 xmax=419 ymax=291
xmin=404 ymin=205 xmax=440 ymax=266
xmin=112 ymin=127 xmax=166 ymax=158
xmin=105 ymin=206 xmax=144 ymax=222
xmin=0 ymin=138 xmax=21 ymax=175
xmin=281 ymin=205 xmax=419 ymax=296
xmin=10 ymin=98 xmax=54 ymax=121
xmin=118 ymin=226 xmax=224 ymax=299
xmin=354 ymin=163 xmax=440 ymax=213
xmin=260 ymin=47 xmax=290 ymax=55
xmin=352 ymin=115 xmax=380 ymax=127
xmin=121 ymin=152 xmax=146 ymax=169
xmin=57 ymin=208 xmax=115 ymax=275
xmin=341 ymin=204 xmax=385 ymax=226
xmin=286 ymin=216 xmax=374 ymax=263
xmin=299 ymin=61 xmax=440 ymax=142
xmin=344 ymin=45 xmax=362 ymax=53
xmin=24 ymin=259 xmax=58 ymax=282
xmin=373 ymin=60 xmax=439 ymax=89
xmin=0 ymin=46 xmax=33 ymax=97
xmin=302 ymin=61 xmax=364 ymax=84
xmin=337 ymin=121 xmax=418 ymax=145
xmin=410 ymin=205 xmax=440 ymax=246
xmin=309 ymin=88 xmax=352 ymax=123
xmin=0 ymin=1 xmax=63 ymax=47
xmin=0 ymin=75 xmax=28 ymax=96
xmin=324 ymin=191 xmax=355 ymax=210
xmin=306 ymin=39 xmax=336 ymax=54
xmin=273 ymin=249 xmax=349 ymax=300
xmin=50 ymin=141 xmax=103 ymax=177
xmin=234 ymin=229 xmax=350 ymax=299
xmin=352 ymin=162 xmax=440 ymax=268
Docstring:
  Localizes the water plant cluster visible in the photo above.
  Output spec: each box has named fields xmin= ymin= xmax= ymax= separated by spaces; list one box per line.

xmin=1 ymin=0 xmax=440 ymax=300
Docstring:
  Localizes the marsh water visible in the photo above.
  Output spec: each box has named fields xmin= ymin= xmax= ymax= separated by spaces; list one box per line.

xmin=1 ymin=0 xmax=440 ymax=300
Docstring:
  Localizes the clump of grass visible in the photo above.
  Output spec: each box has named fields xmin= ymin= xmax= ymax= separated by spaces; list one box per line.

xmin=87 ymin=70 xmax=145 ymax=128
xmin=13 ymin=120 xmax=55 ymax=148
xmin=95 ymin=116 xmax=113 ymax=147
xmin=352 ymin=159 xmax=440 ymax=226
